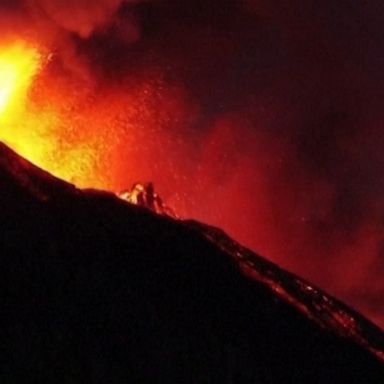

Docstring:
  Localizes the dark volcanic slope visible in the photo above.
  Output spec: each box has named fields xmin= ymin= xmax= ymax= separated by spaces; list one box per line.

xmin=1 ymin=142 xmax=384 ymax=383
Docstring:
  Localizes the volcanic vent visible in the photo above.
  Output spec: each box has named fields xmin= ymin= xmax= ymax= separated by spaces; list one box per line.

xmin=1 ymin=142 xmax=384 ymax=383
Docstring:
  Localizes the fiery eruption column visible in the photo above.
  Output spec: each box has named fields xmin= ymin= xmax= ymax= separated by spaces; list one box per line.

xmin=0 ymin=40 xmax=50 ymax=173
xmin=0 ymin=40 xmax=112 ymax=189
xmin=0 ymin=41 xmax=41 ymax=115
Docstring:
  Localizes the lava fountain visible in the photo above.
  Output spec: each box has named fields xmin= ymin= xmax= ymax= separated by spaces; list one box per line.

xmin=0 ymin=40 xmax=52 ymax=165
xmin=0 ymin=41 xmax=41 ymax=115
xmin=0 ymin=39 xmax=114 ymax=189
xmin=0 ymin=37 xmax=196 ymax=196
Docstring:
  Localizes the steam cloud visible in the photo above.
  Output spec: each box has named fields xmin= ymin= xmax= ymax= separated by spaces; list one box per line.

xmin=1 ymin=0 xmax=384 ymax=327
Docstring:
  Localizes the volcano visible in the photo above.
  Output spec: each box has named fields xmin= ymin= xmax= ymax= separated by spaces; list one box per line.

xmin=1 ymin=141 xmax=384 ymax=383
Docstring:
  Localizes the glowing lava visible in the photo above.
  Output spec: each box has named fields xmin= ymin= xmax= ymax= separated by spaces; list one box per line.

xmin=0 ymin=40 xmax=52 ymax=176
xmin=0 ymin=40 xmax=57 ymax=182
xmin=0 ymin=40 xmax=41 ymax=115
xmin=0 ymin=39 xmax=110 ymax=189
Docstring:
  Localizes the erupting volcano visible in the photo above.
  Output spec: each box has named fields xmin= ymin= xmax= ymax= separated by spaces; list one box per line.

xmin=2 ymin=0 xmax=384 ymax=381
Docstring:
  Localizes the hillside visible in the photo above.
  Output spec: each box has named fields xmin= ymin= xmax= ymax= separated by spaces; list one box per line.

xmin=0 ymin=142 xmax=383 ymax=383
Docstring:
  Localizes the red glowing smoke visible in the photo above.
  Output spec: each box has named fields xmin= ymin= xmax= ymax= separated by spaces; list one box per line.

xmin=1 ymin=0 xmax=384 ymax=328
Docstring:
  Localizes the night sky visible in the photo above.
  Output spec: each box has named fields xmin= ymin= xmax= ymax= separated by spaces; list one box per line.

xmin=1 ymin=0 xmax=384 ymax=327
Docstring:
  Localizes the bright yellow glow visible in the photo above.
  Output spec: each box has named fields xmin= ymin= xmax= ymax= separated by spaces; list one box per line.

xmin=0 ymin=41 xmax=41 ymax=116
xmin=0 ymin=39 xmax=110 ymax=189
xmin=0 ymin=39 xmax=174 ymax=191
xmin=0 ymin=40 xmax=59 ymax=184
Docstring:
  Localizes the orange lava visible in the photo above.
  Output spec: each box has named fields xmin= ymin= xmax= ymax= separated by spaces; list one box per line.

xmin=0 ymin=41 xmax=41 ymax=115
xmin=0 ymin=40 xmax=51 ymax=169
xmin=0 ymin=39 xmax=113 ymax=189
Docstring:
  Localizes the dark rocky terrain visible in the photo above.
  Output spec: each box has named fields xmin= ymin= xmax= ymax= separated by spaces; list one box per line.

xmin=1 ymin=142 xmax=384 ymax=383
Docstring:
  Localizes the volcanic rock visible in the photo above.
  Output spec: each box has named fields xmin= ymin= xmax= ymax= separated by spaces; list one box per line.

xmin=0 ymin=142 xmax=384 ymax=383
